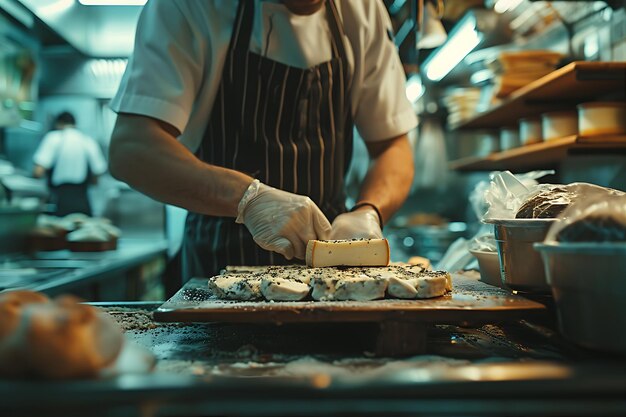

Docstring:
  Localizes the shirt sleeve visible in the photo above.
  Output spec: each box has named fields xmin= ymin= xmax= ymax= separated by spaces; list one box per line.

xmin=109 ymin=0 xmax=206 ymax=134
xmin=32 ymin=132 xmax=59 ymax=169
xmin=351 ymin=1 xmax=417 ymax=142
xmin=85 ymin=138 xmax=108 ymax=176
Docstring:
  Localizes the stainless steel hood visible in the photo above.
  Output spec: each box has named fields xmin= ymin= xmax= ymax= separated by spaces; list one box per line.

xmin=16 ymin=0 xmax=143 ymax=57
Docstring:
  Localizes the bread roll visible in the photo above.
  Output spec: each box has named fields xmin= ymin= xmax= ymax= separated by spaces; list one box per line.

xmin=0 ymin=291 xmax=124 ymax=379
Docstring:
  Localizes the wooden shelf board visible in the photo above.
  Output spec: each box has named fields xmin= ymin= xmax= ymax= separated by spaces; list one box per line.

xmin=449 ymin=135 xmax=626 ymax=172
xmin=451 ymin=61 xmax=626 ymax=131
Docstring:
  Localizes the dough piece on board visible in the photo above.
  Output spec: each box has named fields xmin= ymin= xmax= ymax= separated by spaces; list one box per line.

xmin=310 ymin=275 xmax=339 ymax=301
xmin=306 ymin=239 xmax=390 ymax=267
xmin=333 ymin=274 xmax=388 ymax=301
xmin=260 ymin=277 xmax=310 ymax=301
xmin=420 ymin=270 xmax=452 ymax=292
xmin=209 ymin=274 xmax=262 ymax=301
xmin=387 ymin=276 xmax=448 ymax=299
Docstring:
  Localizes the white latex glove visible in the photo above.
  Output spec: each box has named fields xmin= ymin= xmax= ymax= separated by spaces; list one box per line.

xmin=329 ymin=207 xmax=383 ymax=240
xmin=236 ymin=180 xmax=331 ymax=260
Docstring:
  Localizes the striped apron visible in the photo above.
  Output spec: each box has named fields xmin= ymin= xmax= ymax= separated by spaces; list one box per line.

xmin=182 ymin=0 xmax=353 ymax=280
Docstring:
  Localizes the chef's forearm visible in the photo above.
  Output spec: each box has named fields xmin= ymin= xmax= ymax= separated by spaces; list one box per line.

xmin=355 ymin=134 xmax=414 ymax=225
xmin=109 ymin=114 xmax=252 ymax=217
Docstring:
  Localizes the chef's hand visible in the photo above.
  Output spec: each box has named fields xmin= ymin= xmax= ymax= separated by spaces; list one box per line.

xmin=236 ymin=180 xmax=331 ymax=260
xmin=329 ymin=206 xmax=383 ymax=240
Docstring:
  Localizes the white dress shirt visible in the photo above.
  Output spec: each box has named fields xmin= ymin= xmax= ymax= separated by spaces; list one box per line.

xmin=110 ymin=0 xmax=417 ymax=151
xmin=33 ymin=127 xmax=107 ymax=186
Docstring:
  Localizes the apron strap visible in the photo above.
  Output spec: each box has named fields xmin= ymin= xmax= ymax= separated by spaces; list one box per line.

xmin=230 ymin=0 xmax=254 ymax=53
xmin=326 ymin=0 xmax=352 ymax=124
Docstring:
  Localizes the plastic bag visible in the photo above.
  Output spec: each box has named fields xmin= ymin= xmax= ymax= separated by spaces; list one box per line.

xmin=516 ymin=182 xmax=623 ymax=219
xmin=545 ymin=193 xmax=626 ymax=243
xmin=482 ymin=170 xmax=554 ymax=220
xmin=466 ymin=170 xmax=553 ymax=254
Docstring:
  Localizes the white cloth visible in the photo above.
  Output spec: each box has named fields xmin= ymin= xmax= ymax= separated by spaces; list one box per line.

xmin=110 ymin=0 xmax=417 ymax=151
xmin=33 ymin=128 xmax=107 ymax=186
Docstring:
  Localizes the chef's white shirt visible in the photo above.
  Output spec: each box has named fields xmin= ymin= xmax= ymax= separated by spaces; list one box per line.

xmin=33 ymin=127 xmax=107 ymax=186
xmin=110 ymin=0 xmax=417 ymax=152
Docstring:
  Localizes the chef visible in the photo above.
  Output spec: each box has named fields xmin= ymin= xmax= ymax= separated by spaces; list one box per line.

xmin=33 ymin=111 xmax=107 ymax=217
xmin=109 ymin=0 xmax=417 ymax=280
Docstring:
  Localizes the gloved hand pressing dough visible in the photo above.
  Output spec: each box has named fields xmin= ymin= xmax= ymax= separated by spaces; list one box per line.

xmin=236 ymin=179 xmax=332 ymax=260
xmin=330 ymin=206 xmax=383 ymax=240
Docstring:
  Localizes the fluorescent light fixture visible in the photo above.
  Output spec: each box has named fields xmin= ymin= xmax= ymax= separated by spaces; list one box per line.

xmin=88 ymin=59 xmax=128 ymax=78
xmin=79 ymin=0 xmax=147 ymax=5
xmin=405 ymin=73 xmax=424 ymax=103
xmin=422 ymin=13 xmax=483 ymax=82
xmin=39 ymin=0 xmax=74 ymax=15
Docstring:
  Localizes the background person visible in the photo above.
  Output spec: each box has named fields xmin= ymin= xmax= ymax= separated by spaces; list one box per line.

xmin=33 ymin=111 xmax=107 ymax=217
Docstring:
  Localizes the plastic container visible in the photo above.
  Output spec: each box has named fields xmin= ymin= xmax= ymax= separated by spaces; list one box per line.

xmin=541 ymin=111 xmax=578 ymax=141
xmin=486 ymin=219 xmax=556 ymax=293
xmin=577 ymin=102 xmax=626 ymax=137
xmin=519 ymin=117 xmax=542 ymax=145
xmin=535 ymin=242 xmax=626 ymax=353
xmin=469 ymin=249 xmax=502 ymax=287
xmin=500 ymin=127 xmax=521 ymax=150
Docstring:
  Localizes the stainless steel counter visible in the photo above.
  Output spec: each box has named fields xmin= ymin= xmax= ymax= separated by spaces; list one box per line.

xmin=1 ymin=302 xmax=624 ymax=417
xmin=0 ymin=239 xmax=168 ymax=298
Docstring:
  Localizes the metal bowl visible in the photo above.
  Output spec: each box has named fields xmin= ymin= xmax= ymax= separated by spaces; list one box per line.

xmin=469 ymin=249 xmax=502 ymax=287
xmin=485 ymin=219 xmax=556 ymax=293
xmin=535 ymin=242 xmax=626 ymax=353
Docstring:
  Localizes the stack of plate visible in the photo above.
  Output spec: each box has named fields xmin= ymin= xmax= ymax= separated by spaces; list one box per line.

xmin=442 ymin=88 xmax=482 ymax=127
xmin=488 ymin=50 xmax=564 ymax=98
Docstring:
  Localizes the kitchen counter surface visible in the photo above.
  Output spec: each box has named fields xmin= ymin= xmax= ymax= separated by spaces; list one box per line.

xmin=1 ymin=302 xmax=625 ymax=417
xmin=0 ymin=239 xmax=168 ymax=296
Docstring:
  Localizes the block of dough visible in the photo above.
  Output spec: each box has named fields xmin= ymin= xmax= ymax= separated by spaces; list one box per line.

xmin=260 ymin=277 xmax=310 ymax=301
xmin=334 ymin=274 xmax=388 ymax=301
xmin=387 ymin=276 xmax=448 ymax=299
xmin=306 ymin=239 xmax=390 ymax=267
xmin=208 ymin=274 xmax=262 ymax=301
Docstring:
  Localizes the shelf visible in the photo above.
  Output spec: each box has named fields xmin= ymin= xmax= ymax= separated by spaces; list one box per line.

xmin=450 ymin=61 xmax=626 ymax=131
xmin=449 ymin=135 xmax=626 ymax=172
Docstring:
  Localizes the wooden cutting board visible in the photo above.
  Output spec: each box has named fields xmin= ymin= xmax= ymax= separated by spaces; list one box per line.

xmin=154 ymin=273 xmax=546 ymax=325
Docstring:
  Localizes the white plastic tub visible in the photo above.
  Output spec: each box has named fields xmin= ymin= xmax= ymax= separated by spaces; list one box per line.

xmin=469 ymin=249 xmax=502 ymax=287
xmin=577 ymin=102 xmax=626 ymax=137
xmin=519 ymin=117 xmax=542 ymax=145
xmin=541 ymin=111 xmax=578 ymax=141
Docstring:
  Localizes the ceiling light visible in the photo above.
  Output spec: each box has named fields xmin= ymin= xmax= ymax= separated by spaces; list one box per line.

xmin=417 ymin=2 xmax=447 ymax=50
xmin=422 ymin=13 xmax=483 ymax=82
xmin=78 ymin=0 xmax=147 ymax=6
xmin=494 ymin=0 xmax=524 ymax=14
